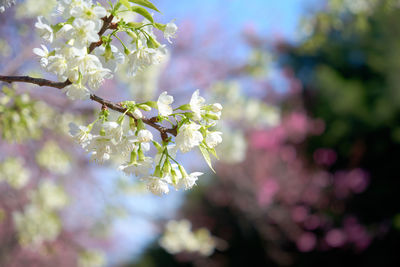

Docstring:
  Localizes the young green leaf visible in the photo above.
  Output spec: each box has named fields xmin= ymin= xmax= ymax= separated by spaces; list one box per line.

xmin=199 ymin=145 xmax=216 ymax=173
xmin=207 ymin=147 xmax=219 ymax=160
xmin=130 ymin=6 xmax=154 ymax=23
xmin=119 ymin=0 xmax=131 ymax=9
xmin=127 ymin=22 xmax=144 ymax=28
xmin=146 ymin=35 xmax=160 ymax=48
xmin=129 ymin=0 xmax=160 ymax=12
xmin=154 ymin=23 xmax=166 ymax=31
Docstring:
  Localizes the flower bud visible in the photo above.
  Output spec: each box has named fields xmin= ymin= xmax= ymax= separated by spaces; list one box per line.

xmin=163 ymin=161 xmax=171 ymax=175
xmin=205 ymin=113 xmax=220 ymax=120
xmin=137 ymin=129 xmax=153 ymax=142
xmin=132 ymin=108 xmax=143 ymax=119
xmin=138 ymin=104 xmax=151 ymax=111
xmin=211 ymin=103 xmax=223 ymax=113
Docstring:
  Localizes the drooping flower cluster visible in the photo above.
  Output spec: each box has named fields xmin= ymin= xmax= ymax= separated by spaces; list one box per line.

xmin=159 ymin=219 xmax=217 ymax=256
xmin=30 ymin=1 xmax=220 ymax=194
xmin=0 ymin=0 xmax=15 ymax=13
xmin=70 ymin=90 xmax=223 ymax=195
xmin=33 ymin=0 xmax=177 ymax=100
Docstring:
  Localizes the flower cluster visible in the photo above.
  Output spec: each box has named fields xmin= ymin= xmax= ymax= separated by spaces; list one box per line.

xmin=33 ymin=0 xmax=177 ymax=100
xmin=36 ymin=141 xmax=71 ymax=175
xmin=0 ymin=0 xmax=15 ymax=13
xmin=77 ymin=249 xmax=106 ymax=267
xmin=0 ymin=157 xmax=30 ymax=189
xmin=70 ymin=90 xmax=222 ymax=195
xmin=159 ymin=219 xmax=217 ymax=256
xmin=0 ymin=87 xmax=42 ymax=142
xmin=13 ymin=180 xmax=69 ymax=246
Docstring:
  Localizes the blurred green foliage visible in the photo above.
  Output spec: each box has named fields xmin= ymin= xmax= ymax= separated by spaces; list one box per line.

xmin=0 ymin=86 xmax=43 ymax=142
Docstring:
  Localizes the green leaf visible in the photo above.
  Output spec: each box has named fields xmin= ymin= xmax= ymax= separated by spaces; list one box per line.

xmin=127 ymin=22 xmax=144 ymax=28
xmin=144 ymin=101 xmax=157 ymax=108
xmin=129 ymin=0 xmax=160 ymax=12
xmin=130 ymin=6 xmax=154 ymax=23
xmin=208 ymin=147 xmax=219 ymax=160
xmin=146 ymin=35 xmax=160 ymax=48
xmin=199 ymin=145 xmax=216 ymax=173
xmin=154 ymin=23 xmax=166 ymax=31
xmin=119 ymin=0 xmax=130 ymax=9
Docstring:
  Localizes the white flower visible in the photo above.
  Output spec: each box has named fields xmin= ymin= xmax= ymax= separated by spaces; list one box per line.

xmin=189 ymin=89 xmax=205 ymax=121
xmin=205 ymin=131 xmax=222 ymax=148
xmin=87 ymin=136 xmax=113 ymax=163
xmin=35 ymin=16 xmax=53 ymax=43
xmin=211 ymin=103 xmax=223 ymax=113
xmin=47 ymin=54 xmax=68 ymax=81
xmin=142 ymin=176 xmax=170 ymax=196
xmin=57 ymin=23 xmax=74 ymax=38
xmin=132 ymin=108 xmax=143 ymax=119
xmin=137 ymin=129 xmax=153 ymax=142
xmin=128 ymin=40 xmax=166 ymax=76
xmin=63 ymin=83 xmax=91 ymax=100
xmin=33 ymin=45 xmax=49 ymax=68
xmin=119 ymin=157 xmax=153 ymax=177
xmin=177 ymin=172 xmax=203 ymax=190
xmin=13 ymin=204 xmax=61 ymax=246
xmin=68 ymin=122 xmax=92 ymax=147
xmin=87 ymin=66 xmax=112 ymax=90
xmin=94 ymin=44 xmax=125 ymax=72
xmin=157 ymin=91 xmax=174 ymax=116
xmin=115 ymin=133 xmax=137 ymax=157
xmin=71 ymin=3 xmax=106 ymax=30
xmin=102 ymin=121 xmax=123 ymax=142
xmin=68 ymin=18 xmax=99 ymax=48
xmin=164 ymin=22 xmax=178 ymax=43
xmin=36 ymin=141 xmax=71 ymax=175
xmin=0 ymin=158 xmax=30 ymax=189
xmin=159 ymin=219 xmax=216 ymax=255
xmin=30 ymin=180 xmax=69 ymax=210
xmin=0 ymin=0 xmax=15 ymax=12
xmin=175 ymin=123 xmax=203 ymax=153
xmin=70 ymin=53 xmax=103 ymax=76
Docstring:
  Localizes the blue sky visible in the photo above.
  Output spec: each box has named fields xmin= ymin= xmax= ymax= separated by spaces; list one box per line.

xmin=156 ymin=0 xmax=319 ymax=41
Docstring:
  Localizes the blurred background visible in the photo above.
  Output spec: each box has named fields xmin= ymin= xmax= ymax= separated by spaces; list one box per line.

xmin=1 ymin=0 xmax=400 ymax=266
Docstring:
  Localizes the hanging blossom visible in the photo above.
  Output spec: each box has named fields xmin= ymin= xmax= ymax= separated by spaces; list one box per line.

xmin=70 ymin=89 xmax=223 ymax=196
xmin=0 ymin=0 xmax=15 ymax=13
xmin=159 ymin=219 xmax=218 ymax=256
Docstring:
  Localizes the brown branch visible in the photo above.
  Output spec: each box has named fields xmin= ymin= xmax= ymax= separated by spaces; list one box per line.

xmin=90 ymin=94 xmax=177 ymax=137
xmin=88 ymin=15 xmax=115 ymax=53
xmin=0 ymin=75 xmax=70 ymax=89
xmin=0 ymin=75 xmax=177 ymax=138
